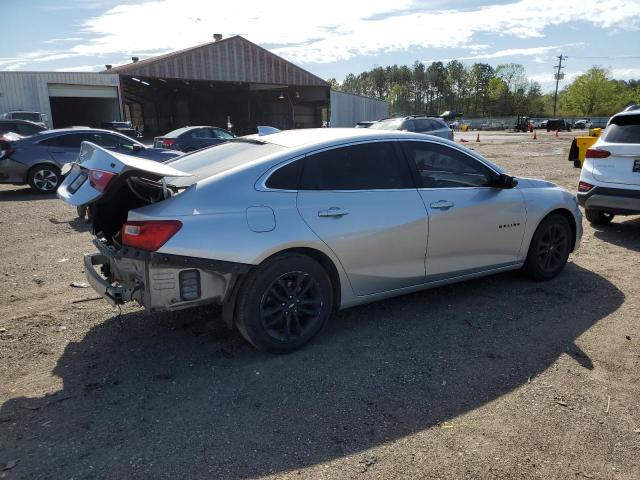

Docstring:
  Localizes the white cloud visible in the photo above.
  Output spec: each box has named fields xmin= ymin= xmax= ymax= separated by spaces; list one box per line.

xmin=424 ymin=44 xmax=584 ymax=64
xmin=8 ymin=0 xmax=640 ymax=68
xmin=528 ymin=67 xmax=640 ymax=88
xmin=42 ymin=37 xmax=86 ymax=44
xmin=611 ymin=68 xmax=640 ymax=79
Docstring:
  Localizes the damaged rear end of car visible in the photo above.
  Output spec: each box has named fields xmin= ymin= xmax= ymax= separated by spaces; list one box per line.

xmin=58 ymin=141 xmax=249 ymax=313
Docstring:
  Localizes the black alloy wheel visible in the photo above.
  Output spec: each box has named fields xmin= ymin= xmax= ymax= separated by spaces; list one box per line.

xmin=235 ymin=253 xmax=333 ymax=353
xmin=524 ymin=214 xmax=572 ymax=281
xmin=259 ymin=271 xmax=323 ymax=342
xmin=535 ymin=223 xmax=569 ymax=274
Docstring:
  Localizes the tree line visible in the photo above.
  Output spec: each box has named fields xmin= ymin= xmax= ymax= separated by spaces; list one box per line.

xmin=328 ymin=62 xmax=640 ymax=118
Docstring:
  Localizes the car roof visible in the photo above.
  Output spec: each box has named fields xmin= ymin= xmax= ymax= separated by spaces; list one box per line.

xmin=256 ymin=128 xmax=433 ymax=149
xmin=0 ymin=119 xmax=43 ymax=127
xmin=610 ymin=110 xmax=640 ymax=120
xmin=37 ymin=127 xmax=128 ymax=135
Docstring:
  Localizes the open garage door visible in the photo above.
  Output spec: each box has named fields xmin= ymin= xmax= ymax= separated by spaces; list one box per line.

xmin=48 ymin=84 xmax=121 ymax=129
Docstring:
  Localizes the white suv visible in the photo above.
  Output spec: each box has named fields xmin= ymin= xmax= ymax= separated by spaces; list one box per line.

xmin=577 ymin=109 xmax=640 ymax=224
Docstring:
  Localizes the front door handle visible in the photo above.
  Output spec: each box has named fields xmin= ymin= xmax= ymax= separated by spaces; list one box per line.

xmin=430 ymin=200 xmax=454 ymax=210
xmin=318 ymin=207 xmax=349 ymax=218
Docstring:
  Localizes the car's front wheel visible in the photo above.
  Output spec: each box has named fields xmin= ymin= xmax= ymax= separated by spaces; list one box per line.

xmin=523 ymin=214 xmax=572 ymax=281
xmin=235 ymin=253 xmax=334 ymax=353
xmin=585 ymin=208 xmax=615 ymax=225
xmin=28 ymin=164 xmax=61 ymax=193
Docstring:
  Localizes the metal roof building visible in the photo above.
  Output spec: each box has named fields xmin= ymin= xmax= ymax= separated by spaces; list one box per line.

xmin=1 ymin=35 xmax=387 ymax=135
xmin=107 ymin=35 xmax=332 ymax=136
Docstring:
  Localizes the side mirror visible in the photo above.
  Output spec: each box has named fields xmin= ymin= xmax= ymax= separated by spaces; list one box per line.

xmin=131 ymin=144 xmax=144 ymax=153
xmin=494 ymin=173 xmax=518 ymax=189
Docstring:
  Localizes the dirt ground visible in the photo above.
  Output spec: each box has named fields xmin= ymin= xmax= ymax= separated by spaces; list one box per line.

xmin=1 ymin=130 xmax=639 ymax=479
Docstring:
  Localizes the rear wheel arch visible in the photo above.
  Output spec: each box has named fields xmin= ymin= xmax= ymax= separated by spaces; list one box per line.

xmin=254 ymin=247 xmax=341 ymax=310
xmin=223 ymin=246 xmax=342 ymax=330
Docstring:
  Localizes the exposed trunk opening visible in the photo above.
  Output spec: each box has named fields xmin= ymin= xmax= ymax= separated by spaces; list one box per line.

xmin=92 ymin=177 xmax=167 ymax=247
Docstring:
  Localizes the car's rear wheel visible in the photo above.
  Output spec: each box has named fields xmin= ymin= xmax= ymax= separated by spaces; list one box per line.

xmin=523 ymin=214 xmax=572 ymax=281
xmin=235 ymin=253 xmax=333 ymax=353
xmin=585 ymin=208 xmax=615 ymax=225
xmin=28 ymin=165 xmax=61 ymax=193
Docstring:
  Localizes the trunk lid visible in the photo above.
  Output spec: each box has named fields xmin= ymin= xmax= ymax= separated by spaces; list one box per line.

xmin=591 ymin=143 xmax=640 ymax=187
xmin=57 ymin=141 xmax=192 ymax=207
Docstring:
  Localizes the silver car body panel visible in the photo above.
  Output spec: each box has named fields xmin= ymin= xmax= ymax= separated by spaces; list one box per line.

xmin=58 ymin=129 xmax=582 ymax=313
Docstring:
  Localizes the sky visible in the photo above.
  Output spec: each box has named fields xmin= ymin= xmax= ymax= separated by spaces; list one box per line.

xmin=3 ymin=0 xmax=640 ymax=92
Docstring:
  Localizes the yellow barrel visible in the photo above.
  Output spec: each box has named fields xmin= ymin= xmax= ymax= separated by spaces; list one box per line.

xmin=569 ymin=136 xmax=599 ymax=167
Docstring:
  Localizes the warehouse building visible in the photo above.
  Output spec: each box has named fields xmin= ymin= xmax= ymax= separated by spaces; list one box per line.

xmin=0 ymin=35 xmax=387 ymax=136
xmin=0 ymin=72 xmax=121 ymax=129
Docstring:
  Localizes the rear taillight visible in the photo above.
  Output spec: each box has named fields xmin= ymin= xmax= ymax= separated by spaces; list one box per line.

xmin=161 ymin=139 xmax=176 ymax=148
xmin=89 ymin=169 xmax=117 ymax=192
xmin=121 ymin=220 xmax=182 ymax=251
xmin=585 ymin=148 xmax=610 ymax=158
xmin=578 ymin=181 xmax=593 ymax=192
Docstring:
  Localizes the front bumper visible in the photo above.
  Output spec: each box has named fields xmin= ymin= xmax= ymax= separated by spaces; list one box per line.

xmin=85 ymin=240 xmax=250 ymax=312
xmin=578 ymin=186 xmax=640 ymax=215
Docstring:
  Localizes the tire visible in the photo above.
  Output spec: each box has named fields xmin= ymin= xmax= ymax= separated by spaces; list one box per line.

xmin=235 ymin=253 xmax=334 ymax=353
xmin=573 ymin=159 xmax=582 ymax=168
xmin=585 ymin=209 xmax=615 ymax=225
xmin=523 ymin=214 xmax=572 ymax=281
xmin=27 ymin=164 xmax=61 ymax=193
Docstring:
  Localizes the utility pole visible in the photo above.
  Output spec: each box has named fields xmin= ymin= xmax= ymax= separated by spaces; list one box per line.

xmin=552 ymin=54 xmax=566 ymax=118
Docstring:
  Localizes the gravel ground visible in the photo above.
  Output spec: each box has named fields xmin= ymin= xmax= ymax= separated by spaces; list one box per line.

xmin=1 ymin=130 xmax=639 ymax=479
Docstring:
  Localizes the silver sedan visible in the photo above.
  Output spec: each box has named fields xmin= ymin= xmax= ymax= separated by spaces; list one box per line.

xmin=58 ymin=129 xmax=582 ymax=352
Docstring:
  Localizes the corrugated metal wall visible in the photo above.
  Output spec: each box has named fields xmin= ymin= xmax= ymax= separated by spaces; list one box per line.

xmin=0 ymin=72 xmax=120 ymax=127
xmin=329 ymin=90 xmax=388 ymax=128
xmin=110 ymin=37 xmax=328 ymax=87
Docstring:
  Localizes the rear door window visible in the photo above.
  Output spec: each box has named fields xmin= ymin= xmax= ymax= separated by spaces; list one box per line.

xmin=413 ymin=119 xmax=431 ymax=132
xmin=266 ymin=160 xmax=301 ymax=190
xmin=90 ymin=133 xmax=135 ymax=149
xmin=212 ymin=128 xmax=234 ymax=139
xmin=14 ymin=123 xmax=41 ymax=136
xmin=605 ymin=116 xmax=640 ymax=143
xmin=300 ymin=142 xmax=413 ymax=190
xmin=40 ymin=133 xmax=92 ymax=148
xmin=401 ymin=141 xmax=493 ymax=188
xmin=0 ymin=123 xmax=17 ymax=134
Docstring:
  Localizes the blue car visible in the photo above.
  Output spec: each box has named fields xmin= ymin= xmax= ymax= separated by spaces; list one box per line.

xmin=0 ymin=128 xmax=182 ymax=193
xmin=153 ymin=126 xmax=235 ymax=152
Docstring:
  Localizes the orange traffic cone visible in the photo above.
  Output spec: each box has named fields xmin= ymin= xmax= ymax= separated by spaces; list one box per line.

xmin=533 ymin=131 xmax=537 ymax=140
xmin=555 ymin=129 xmax=559 ymax=137
xmin=476 ymin=133 xmax=480 ymax=142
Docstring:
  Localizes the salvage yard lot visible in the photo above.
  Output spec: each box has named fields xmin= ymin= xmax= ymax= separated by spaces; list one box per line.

xmin=1 ymin=131 xmax=639 ymax=479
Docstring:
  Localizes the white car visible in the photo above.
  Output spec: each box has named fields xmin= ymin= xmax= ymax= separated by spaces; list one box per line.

xmin=578 ymin=109 xmax=640 ymax=224
xmin=573 ymin=119 xmax=593 ymax=130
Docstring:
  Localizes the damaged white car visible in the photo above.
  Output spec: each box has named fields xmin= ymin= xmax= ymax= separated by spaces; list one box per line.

xmin=58 ymin=129 xmax=582 ymax=352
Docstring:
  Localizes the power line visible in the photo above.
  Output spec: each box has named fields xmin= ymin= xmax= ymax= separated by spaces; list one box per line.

xmin=553 ymin=54 xmax=566 ymax=118
xmin=568 ymin=55 xmax=640 ymax=60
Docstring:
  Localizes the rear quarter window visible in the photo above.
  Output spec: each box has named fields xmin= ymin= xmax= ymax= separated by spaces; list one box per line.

xmin=605 ymin=116 xmax=640 ymax=143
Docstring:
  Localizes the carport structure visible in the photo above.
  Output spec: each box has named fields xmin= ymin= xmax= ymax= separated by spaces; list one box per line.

xmin=107 ymin=36 xmax=330 ymax=137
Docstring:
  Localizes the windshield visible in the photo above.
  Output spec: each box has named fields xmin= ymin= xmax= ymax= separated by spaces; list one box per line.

xmin=165 ymin=141 xmax=285 ymax=186
xmin=369 ymin=119 xmax=404 ymax=130
xmin=12 ymin=112 xmax=40 ymax=122
xmin=605 ymin=115 xmax=640 ymax=143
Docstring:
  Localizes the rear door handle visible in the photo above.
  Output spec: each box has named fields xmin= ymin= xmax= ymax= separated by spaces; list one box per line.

xmin=430 ymin=200 xmax=454 ymax=210
xmin=318 ymin=207 xmax=349 ymax=218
